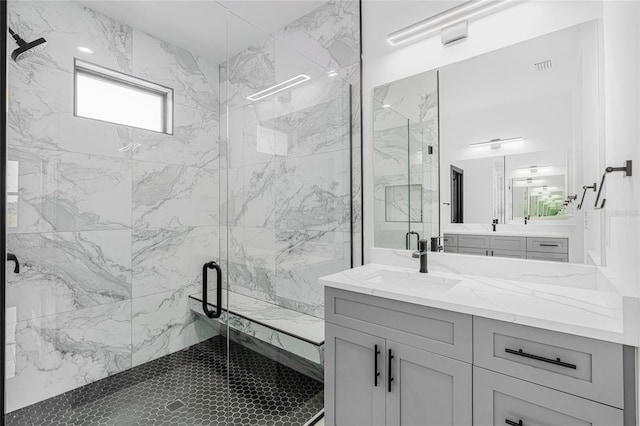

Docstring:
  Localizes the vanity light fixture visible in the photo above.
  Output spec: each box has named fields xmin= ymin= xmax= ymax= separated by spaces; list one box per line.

xmin=387 ymin=0 xmax=517 ymax=46
xmin=383 ymin=104 xmax=391 ymax=108
xmin=77 ymin=46 xmax=94 ymax=54
xmin=247 ymin=74 xmax=310 ymax=101
xmin=516 ymin=165 xmax=551 ymax=174
xmin=327 ymin=70 xmax=338 ymax=77
xmin=469 ymin=136 xmax=523 ymax=148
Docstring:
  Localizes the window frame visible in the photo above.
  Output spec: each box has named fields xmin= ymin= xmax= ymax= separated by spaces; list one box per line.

xmin=73 ymin=58 xmax=174 ymax=135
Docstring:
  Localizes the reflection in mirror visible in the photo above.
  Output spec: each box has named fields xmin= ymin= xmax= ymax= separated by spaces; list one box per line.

xmin=373 ymin=69 xmax=439 ymax=250
xmin=372 ymin=20 xmax=601 ymax=264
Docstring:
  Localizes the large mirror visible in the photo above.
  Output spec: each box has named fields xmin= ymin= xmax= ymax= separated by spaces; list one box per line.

xmin=373 ymin=20 xmax=600 ymax=264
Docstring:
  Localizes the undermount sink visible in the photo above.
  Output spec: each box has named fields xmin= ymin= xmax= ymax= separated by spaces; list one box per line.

xmin=363 ymin=269 xmax=461 ymax=293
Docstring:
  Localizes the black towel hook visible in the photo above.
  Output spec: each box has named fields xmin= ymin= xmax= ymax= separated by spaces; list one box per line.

xmin=594 ymin=160 xmax=632 ymax=210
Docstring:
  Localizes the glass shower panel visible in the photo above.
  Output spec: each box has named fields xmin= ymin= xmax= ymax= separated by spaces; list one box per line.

xmin=409 ymin=119 xmax=439 ymax=250
xmin=373 ymin=101 xmax=411 ymax=249
xmin=224 ymin=11 xmax=352 ymax=425
xmin=4 ymin=1 xmax=229 ymax=424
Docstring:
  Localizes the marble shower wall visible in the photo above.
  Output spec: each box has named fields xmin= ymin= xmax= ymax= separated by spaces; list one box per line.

xmin=373 ymin=70 xmax=439 ymax=250
xmin=222 ymin=0 xmax=361 ymax=318
xmin=6 ymin=1 xmax=220 ymax=412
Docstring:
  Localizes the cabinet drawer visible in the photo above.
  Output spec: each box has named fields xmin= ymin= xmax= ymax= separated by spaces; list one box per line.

xmin=474 ymin=367 xmax=623 ymax=426
xmin=527 ymin=237 xmax=569 ymax=253
xmin=442 ymin=234 xmax=458 ymax=247
xmin=457 ymin=234 xmax=491 ymax=249
xmin=526 ymin=252 xmax=568 ymax=262
xmin=474 ymin=317 xmax=624 ymax=408
xmin=457 ymin=247 xmax=488 ymax=256
xmin=443 ymin=246 xmax=458 ymax=253
xmin=491 ymin=249 xmax=527 ymax=259
xmin=492 ymin=236 xmax=526 ymax=251
xmin=325 ymin=287 xmax=472 ymax=363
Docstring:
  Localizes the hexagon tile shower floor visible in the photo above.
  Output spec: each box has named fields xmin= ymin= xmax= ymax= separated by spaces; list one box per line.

xmin=5 ymin=336 xmax=324 ymax=426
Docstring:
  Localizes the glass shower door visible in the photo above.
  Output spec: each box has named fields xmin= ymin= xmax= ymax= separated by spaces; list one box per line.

xmin=3 ymin=1 xmax=231 ymax=424
xmin=223 ymin=11 xmax=354 ymax=425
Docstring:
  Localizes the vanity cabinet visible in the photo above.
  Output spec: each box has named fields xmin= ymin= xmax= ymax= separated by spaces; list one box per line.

xmin=325 ymin=287 xmax=634 ymax=426
xmin=444 ymin=233 xmax=569 ymax=262
xmin=324 ymin=288 xmax=473 ymax=426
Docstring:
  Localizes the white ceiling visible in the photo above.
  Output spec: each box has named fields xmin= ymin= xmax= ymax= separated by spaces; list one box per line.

xmin=79 ymin=0 xmax=326 ymax=64
xmin=440 ymin=24 xmax=580 ymax=118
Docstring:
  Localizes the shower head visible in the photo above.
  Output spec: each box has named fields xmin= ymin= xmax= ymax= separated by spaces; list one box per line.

xmin=8 ymin=27 xmax=47 ymax=62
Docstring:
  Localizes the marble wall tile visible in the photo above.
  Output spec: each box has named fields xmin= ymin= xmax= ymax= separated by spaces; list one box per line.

xmin=133 ymin=162 xmax=219 ymax=229
xmin=8 ymin=1 xmax=132 ymax=75
xmin=275 ymin=230 xmax=350 ymax=316
xmin=275 ymin=150 xmax=351 ymax=233
xmin=131 ymin=102 xmax=219 ymax=169
xmin=132 ymin=29 xmax=218 ymax=113
xmin=228 ymin=162 xmax=276 ymax=228
xmin=228 ymin=227 xmax=276 ymax=303
xmin=132 ymin=226 xmax=220 ymax=298
xmin=7 ymin=230 xmax=131 ymax=322
xmin=7 ymin=62 xmax=134 ymax=158
xmin=132 ymin=286 xmax=217 ymax=367
xmin=274 ymin=0 xmax=359 ymax=71
xmin=8 ymin=147 xmax=132 ymax=233
xmin=6 ymin=300 xmax=132 ymax=413
xmin=223 ymin=35 xmax=275 ymax=111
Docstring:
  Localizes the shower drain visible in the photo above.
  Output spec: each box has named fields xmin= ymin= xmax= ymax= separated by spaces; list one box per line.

xmin=166 ymin=400 xmax=185 ymax=412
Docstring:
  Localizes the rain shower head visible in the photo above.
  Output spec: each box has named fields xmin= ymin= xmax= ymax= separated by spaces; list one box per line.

xmin=8 ymin=27 xmax=47 ymax=62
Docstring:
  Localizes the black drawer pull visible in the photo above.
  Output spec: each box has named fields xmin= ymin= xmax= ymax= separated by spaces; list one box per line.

xmin=539 ymin=243 xmax=559 ymax=247
xmin=505 ymin=420 xmax=523 ymax=426
xmin=388 ymin=349 xmax=394 ymax=392
xmin=374 ymin=345 xmax=381 ymax=387
xmin=505 ymin=348 xmax=577 ymax=369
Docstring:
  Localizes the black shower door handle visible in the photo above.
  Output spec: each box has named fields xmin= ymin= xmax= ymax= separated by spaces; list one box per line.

xmin=202 ymin=261 xmax=222 ymax=318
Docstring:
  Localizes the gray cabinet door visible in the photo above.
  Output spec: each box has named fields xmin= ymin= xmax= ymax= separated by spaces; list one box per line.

xmin=457 ymin=234 xmax=492 ymax=249
xmin=325 ymin=323 xmax=386 ymax=426
xmin=491 ymin=249 xmax=527 ymax=259
xmin=492 ymin=236 xmax=527 ymax=251
xmin=457 ymin=246 xmax=488 ymax=256
xmin=473 ymin=367 xmax=623 ymax=426
xmin=386 ymin=341 xmax=472 ymax=426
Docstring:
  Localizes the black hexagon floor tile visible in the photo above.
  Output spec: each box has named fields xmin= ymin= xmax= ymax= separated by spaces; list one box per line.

xmin=5 ymin=336 xmax=323 ymax=426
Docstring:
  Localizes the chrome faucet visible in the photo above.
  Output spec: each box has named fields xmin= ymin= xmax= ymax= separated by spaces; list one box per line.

xmin=412 ymin=239 xmax=429 ymax=273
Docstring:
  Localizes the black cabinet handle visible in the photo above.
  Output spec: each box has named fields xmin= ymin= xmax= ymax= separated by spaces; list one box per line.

xmin=505 ymin=419 xmax=523 ymax=426
xmin=374 ymin=345 xmax=381 ymax=387
xmin=388 ymin=349 xmax=394 ymax=392
xmin=485 ymin=250 xmax=488 ymax=256
xmin=539 ymin=243 xmax=559 ymax=247
xmin=202 ymin=261 xmax=222 ymax=318
xmin=505 ymin=348 xmax=576 ymax=369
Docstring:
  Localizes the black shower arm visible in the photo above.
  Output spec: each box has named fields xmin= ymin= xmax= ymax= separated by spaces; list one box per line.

xmin=577 ymin=183 xmax=597 ymax=210
xmin=594 ymin=161 xmax=633 ymax=210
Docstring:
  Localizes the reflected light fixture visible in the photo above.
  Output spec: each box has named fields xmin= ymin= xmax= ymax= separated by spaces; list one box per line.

xmin=382 ymin=104 xmax=391 ymax=108
xmin=327 ymin=70 xmax=338 ymax=77
xmin=387 ymin=0 xmax=518 ymax=46
xmin=77 ymin=46 xmax=94 ymax=54
xmin=247 ymin=74 xmax=310 ymax=101
xmin=469 ymin=136 xmax=523 ymax=148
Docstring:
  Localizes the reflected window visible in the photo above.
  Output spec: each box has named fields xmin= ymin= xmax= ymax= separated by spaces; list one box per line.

xmin=74 ymin=59 xmax=173 ymax=134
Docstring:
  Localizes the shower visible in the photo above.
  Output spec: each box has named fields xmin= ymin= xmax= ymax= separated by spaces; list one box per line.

xmin=8 ymin=27 xmax=46 ymax=62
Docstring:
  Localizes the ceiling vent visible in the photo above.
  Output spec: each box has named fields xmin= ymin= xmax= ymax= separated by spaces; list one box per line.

xmin=534 ymin=59 xmax=553 ymax=71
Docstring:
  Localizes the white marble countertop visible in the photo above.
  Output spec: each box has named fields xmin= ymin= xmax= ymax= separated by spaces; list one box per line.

xmin=320 ymin=250 xmax=640 ymax=346
xmin=443 ymin=229 xmax=570 ymax=238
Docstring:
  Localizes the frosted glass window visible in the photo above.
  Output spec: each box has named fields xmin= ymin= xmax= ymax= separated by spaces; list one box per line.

xmin=74 ymin=59 xmax=173 ymax=134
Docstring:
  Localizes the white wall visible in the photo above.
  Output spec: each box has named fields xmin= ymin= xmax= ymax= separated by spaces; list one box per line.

xmin=600 ymin=0 xmax=640 ymax=289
